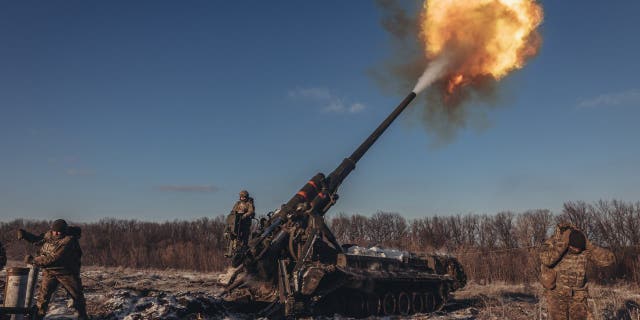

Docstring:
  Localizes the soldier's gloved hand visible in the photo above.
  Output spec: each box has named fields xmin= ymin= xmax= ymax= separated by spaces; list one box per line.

xmin=17 ymin=228 xmax=26 ymax=240
xmin=24 ymin=255 xmax=34 ymax=265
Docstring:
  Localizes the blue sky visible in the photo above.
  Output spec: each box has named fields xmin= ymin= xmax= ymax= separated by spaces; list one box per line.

xmin=1 ymin=1 xmax=639 ymax=222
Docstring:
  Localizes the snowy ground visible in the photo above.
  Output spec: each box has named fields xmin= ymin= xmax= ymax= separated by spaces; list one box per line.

xmin=2 ymin=263 xmax=639 ymax=319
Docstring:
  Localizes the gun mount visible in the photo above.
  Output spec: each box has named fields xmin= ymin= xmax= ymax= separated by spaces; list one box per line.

xmin=222 ymin=92 xmax=466 ymax=317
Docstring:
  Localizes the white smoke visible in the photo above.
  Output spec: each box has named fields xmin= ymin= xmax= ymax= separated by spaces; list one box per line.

xmin=412 ymin=53 xmax=450 ymax=93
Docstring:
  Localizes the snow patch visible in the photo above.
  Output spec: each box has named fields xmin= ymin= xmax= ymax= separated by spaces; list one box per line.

xmin=346 ymin=246 xmax=409 ymax=260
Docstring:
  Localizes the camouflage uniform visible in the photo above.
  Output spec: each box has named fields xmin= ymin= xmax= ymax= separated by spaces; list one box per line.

xmin=0 ymin=241 xmax=6 ymax=270
xmin=225 ymin=190 xmax=255 ymax=258
xmin=20 ymin=224 xmax=88 ymax=320
xmin=231 ymin=193 xmax=255 ymax=247
xmin=539 ymin=225 xmax=615 ymax=320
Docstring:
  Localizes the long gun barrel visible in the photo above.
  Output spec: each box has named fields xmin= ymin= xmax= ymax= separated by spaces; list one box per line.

xmin=326 ymin=91 xmax=417 ymax=194
xmin=252 ymin=92 xmax=417 ymax=248
xmin=225 ymin=91 xmax=470 ymax=317
xmin=289 ymin=92 xmax=418 ymax=212
xmin=274 ymin=92 xmax=418 ymax=222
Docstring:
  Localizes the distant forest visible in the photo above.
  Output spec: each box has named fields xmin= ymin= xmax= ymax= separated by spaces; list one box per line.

xmin=1 ymin=199 xmax=638 ymax=285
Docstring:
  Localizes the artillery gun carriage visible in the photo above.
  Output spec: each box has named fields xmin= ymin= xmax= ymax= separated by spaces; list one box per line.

xmin=221 ymin=92 xmax=466 ymax=317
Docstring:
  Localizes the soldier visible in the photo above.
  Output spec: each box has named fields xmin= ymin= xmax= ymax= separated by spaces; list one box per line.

xmin=224 ymin=190 xmax=255 ymax=257
xmin=18 ymin=219 xmax=88 ymax=320
xmin=539 ymin=223 xmax=615 ymax=320
xmin=0 ymin=240 xmax=6 ymax=270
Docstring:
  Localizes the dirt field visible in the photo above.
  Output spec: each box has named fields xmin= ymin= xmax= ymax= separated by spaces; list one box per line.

xmin=2 ymin=263 xmax=639 ymax=319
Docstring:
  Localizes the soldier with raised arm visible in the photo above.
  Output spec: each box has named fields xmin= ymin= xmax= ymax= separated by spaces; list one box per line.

xmin=18 ymin=219 xmax=88 ymax=320
xmin=539 ymin=223 xmax=615 ymax=320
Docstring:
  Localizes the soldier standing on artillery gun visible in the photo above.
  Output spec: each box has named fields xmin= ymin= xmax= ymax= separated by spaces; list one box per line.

xmin=539 ymin=223 xmax=615 ymax=320
xmin=18 ymin=219 xmax=88 ymax=320
xmin=224 ymin=190 xmax=255 ymax=257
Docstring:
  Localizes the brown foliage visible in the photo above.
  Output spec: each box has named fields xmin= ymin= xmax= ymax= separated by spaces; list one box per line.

xmin=1 ymin=200 xmax=637 ymax=283
xmin=0 ymin=217 xmax=227 ymax=272
xmin=330 ymin=201 xmax=640 ymax=285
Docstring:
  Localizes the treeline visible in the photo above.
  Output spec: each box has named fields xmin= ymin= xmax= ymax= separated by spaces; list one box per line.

xmin=0 ymin=200 xmax=638 ymax=284
xmin=0 ymin=217 xmax=227 ymax=272
xmin=330 ymin=210 xmax=546 ymax=283
xmin=329 ymin=200 xmax=640 ymax=285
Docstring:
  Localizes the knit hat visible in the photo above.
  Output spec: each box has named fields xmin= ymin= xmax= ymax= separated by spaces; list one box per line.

xmin=52 ymin=219 xmax=68 ymax=233
xmin=569 ymin=229 xmax=586 ymax=251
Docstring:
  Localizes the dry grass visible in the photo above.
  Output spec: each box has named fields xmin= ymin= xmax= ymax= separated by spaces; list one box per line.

xmin=2 ymin=264 xmax=638 ymax=319
xmin=589 ymin=284 xmax=640 ymax=320
xmin=449 ymin=281 xmax=640 ymax=320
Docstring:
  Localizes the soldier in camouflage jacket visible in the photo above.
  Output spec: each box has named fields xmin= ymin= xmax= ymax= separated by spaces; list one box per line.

xmin=18 ymin=219 xmax=88 ymax=320
xmin=539 ymin=223 xmax=615 ymax=320
xmin=230 ymin=190 xmax=255 ymax=244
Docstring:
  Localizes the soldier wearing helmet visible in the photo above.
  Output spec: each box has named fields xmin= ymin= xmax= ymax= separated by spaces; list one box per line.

xmin=539 ymin=223 xmax=615 ymax=320
xmin=224 ymin=190 xmax=255 ymax=257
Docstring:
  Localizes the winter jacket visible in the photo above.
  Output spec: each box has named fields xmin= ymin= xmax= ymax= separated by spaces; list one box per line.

xmin=23 ymin=227 xmax=83 ymax=275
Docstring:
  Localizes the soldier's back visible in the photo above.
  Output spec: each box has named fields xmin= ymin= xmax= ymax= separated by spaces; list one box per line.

xmin=554 ymin=251 xmax=588 ymax=289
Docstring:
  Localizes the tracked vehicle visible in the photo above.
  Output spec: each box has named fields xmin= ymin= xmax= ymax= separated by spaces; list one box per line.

xmin=221 ymin=92 xmax=466 ymax=317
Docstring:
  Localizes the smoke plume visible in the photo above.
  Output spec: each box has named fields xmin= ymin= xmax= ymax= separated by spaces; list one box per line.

xmin=412 ymin=53 xmax=450 ymax=93
xmin=373 ymin=0 xmax=543 ymax=144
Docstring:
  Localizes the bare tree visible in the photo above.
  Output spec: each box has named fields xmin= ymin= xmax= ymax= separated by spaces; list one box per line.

xmin=516 ymin=209 xmax=553 ymax=247
xmin=557 ymin=201 xmax=593 ymax=238
xmin=365 ymin=211 xmax=407 ymax=248
xmin=1 ymin=199 xmax=637 ymax=284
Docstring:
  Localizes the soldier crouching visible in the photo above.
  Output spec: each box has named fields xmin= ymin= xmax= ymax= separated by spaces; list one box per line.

xmin=18 ymin=219 xmax=88 ymax=320
xmin=539 ymin=223 xmax=615 ymax=320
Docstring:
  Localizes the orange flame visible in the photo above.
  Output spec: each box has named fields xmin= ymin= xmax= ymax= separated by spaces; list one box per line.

xmin=419 ymin=0 xmax=543 ymax=99
xmin=447 ymin=74 xmax=464 ymax=94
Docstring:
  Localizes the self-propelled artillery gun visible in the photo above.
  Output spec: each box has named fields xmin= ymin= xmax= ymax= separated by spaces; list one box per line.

xmin=221 ymin=92 xmax=466 ymax=318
